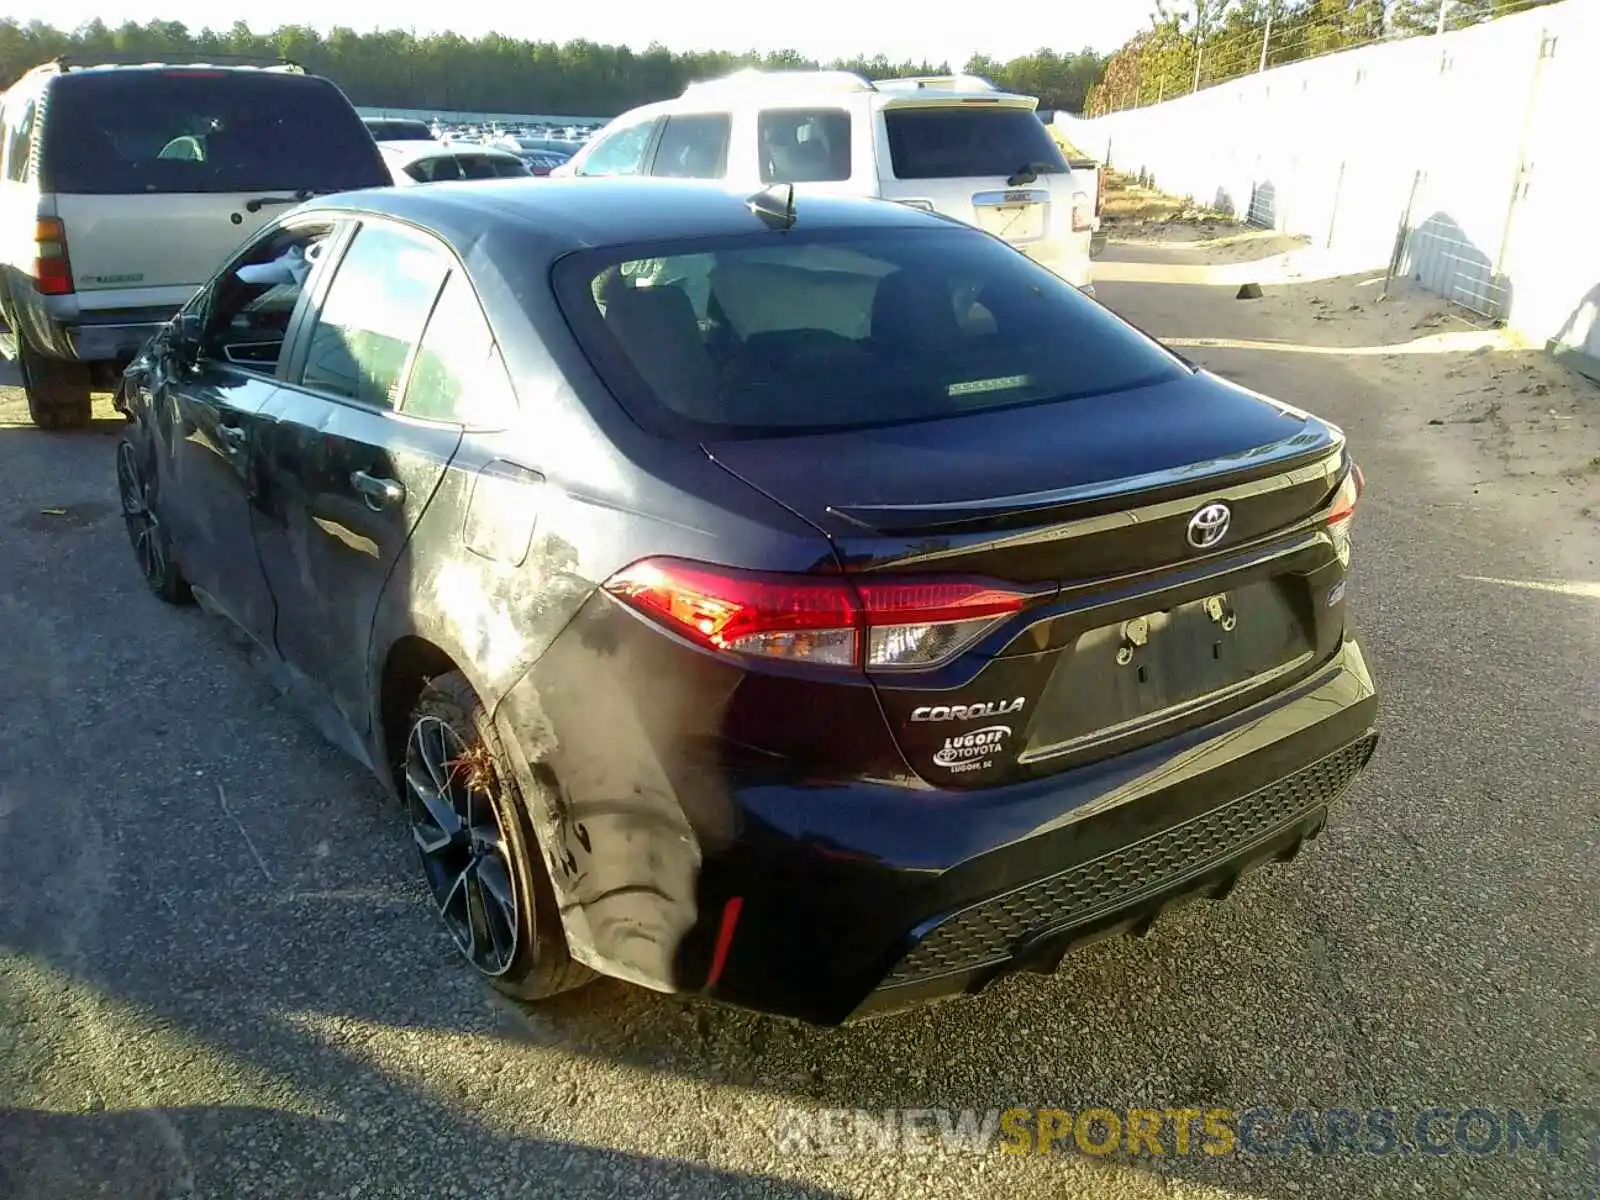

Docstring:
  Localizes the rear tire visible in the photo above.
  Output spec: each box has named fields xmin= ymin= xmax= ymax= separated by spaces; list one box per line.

xmin=402 ymin=671 xmax=594 ymax=1001
xmin=19 ymin=339 xmax=92 ymax=431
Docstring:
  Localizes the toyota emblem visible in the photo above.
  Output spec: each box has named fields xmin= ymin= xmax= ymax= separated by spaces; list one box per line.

xmin=1186 ymin=502 xmax=1231 ymax=549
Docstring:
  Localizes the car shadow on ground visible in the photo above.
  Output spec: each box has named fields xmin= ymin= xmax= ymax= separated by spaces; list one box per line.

xmin=0 ymin=1105 xmax=846 ymax=1200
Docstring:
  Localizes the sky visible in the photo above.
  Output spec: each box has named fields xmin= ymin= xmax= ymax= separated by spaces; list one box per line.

xmin=6 ymin=0 xmax=1154 ymax=65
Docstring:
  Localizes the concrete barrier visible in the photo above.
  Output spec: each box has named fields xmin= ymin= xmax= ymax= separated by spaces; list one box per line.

xmin=1058 ymin=0 xmax=1600 ymax=377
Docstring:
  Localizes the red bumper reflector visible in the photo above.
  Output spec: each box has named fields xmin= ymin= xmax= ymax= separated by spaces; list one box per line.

xmin=704 ymin=895 xmax=744 ymax=989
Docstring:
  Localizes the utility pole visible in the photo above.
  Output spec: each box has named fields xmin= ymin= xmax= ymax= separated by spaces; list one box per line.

xmin=1259 ymin=3 xmax=1275 ymax=72
xmin=1436 ymin=0 xmax=1456 ymax=36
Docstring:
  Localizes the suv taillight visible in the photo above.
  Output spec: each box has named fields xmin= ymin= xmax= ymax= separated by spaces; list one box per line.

xmin=603 ymin=558 xmax=1050 ymax=671
xmin=1327 ymin=463 xmax=1364 ymax=565
xmin=1070 ymin=191 xmax=1093 ymax=233
xmin=33 ymin=218 xmax=74 ymax=296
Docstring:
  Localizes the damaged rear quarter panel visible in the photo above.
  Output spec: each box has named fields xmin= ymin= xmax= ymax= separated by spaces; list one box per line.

xmin=366 ymin=362 xmax=834 ymax=992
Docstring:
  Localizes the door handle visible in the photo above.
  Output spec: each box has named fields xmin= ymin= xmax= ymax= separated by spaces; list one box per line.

xmin=350 ymin=470 xmax=406 ymax=510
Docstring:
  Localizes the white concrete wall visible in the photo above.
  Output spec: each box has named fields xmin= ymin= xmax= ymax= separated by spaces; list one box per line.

xmin=1059 ymin=0 xmax=1600 ymax=366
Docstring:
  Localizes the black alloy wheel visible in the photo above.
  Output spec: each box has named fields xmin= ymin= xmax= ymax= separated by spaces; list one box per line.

xmin=405 ymin=712 xmax=521 ymax=976
xmin=115 ymin=438 xmax=192 ymax=604
xmin=401 ymin=673 xmax=592 ymax=998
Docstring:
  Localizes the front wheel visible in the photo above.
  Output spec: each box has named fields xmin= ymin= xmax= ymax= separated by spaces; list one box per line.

xmin=402 ymin=671 xmax=593 ymax=1001
xmin=115 ymin=437 xmax=192 ymax=604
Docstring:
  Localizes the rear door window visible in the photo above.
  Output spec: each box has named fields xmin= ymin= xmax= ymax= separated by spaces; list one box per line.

xmin=649 ymin=114 xmax=732 ymax=179
xmin=40 ymin=70 xmax=389 ymax=194
xmin=759 ymin=109 xmax=852 ymax=183
xmin=577 ymin=119 xmax=658 ymax=177
xmin=298 ymin=223 xmax=450 ymax=409
xmin=401 ymin=271 xmax=519 ymax=428
xmin=882 ymin=107 xmax=1067 ymax=180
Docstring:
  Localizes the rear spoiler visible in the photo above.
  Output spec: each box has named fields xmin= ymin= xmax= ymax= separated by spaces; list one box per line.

xmin=826 ymin=431 xmax=1343 ymax=535
xmin=877 ymin=92 xmax=1039 ymax=110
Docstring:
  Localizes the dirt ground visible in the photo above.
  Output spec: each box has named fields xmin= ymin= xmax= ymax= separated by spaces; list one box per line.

xmin=1093 ymin=181 xmax=1600 ymax=575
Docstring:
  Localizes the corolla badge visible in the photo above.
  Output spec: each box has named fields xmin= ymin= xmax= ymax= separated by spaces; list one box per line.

xmin=1186 ymin=502 xmax=1232 ymax=549
xmin=910 ymin=697 xmax=1025 ymax=723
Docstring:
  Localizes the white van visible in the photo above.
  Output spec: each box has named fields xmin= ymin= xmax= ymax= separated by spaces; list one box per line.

xmin=0 ymin=54 xmax=389 ymax=428
xmin=553 ymin=70 xmax=1102 ymax=293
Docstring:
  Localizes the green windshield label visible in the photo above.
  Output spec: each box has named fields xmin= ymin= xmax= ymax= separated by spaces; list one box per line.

xmin=949 ymin=375 xmax=1030 ymax=397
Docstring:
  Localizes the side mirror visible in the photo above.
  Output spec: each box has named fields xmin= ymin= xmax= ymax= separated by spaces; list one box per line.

xmin=173 ymin=310 xmax=203 ymax=360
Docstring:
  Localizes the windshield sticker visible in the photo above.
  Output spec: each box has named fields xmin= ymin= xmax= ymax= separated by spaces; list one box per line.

xmin=948 ymin=375 xmax=1030 ymax=397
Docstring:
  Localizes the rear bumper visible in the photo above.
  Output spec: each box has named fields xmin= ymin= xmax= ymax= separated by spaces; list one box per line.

xmin=1027 ymin=246 xmax=1093 ymax=289
xmin=690 ymin=635 xmax=1378 ymax=1024
xmin=0 ymin=275 xmax=174 ymax=363
xmin=65 ymin=310 xmax=173 ymax=363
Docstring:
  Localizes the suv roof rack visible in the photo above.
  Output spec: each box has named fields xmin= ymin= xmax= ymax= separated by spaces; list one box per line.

xmin=872 ymin=74 xmax=1001 ymax=93
xmin=52 ymin=51 xmax=303 ymax=72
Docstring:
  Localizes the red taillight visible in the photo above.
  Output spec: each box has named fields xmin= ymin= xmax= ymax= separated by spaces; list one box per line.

xmin=1070 ymin=190 xmax=1093 ymax=233
xmin=1326 ymin=463 xmax=1364 ymax=563
xmin=603 ymin=557 xmax=1048 ymax=671
xmin=855 ymin=578 xmax=1041 ymax=669
xmin=33 ymin=217 xmax=74 ymax=296
xmin=604 ymin=559 xmax=859 ymax=666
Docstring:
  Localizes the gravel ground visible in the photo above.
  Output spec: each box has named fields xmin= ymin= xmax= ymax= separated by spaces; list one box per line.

xmin=1 ymin=238 xmax=1596 ymax=1200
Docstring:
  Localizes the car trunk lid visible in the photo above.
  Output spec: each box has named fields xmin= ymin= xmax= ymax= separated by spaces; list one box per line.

xmin=705 ymin=371 xmax=1353 ymax=787
xmin=703 ymin=370 xmax=1340 ymax=573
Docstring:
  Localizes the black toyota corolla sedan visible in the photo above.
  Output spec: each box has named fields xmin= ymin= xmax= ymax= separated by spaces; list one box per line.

xmin=114 ymin=178 xmax=1377 ymax=1025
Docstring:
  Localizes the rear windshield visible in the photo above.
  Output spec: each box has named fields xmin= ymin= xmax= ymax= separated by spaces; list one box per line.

xmin=554 ymin=226 xmax=1187 ymax=437
xmin=404 ymin=154 xmax=529 ymax=182
xmin=883 ymin=106 xmax=1067 ymax=180
xmin=365 ymin=119 xmax=433 ymax=141
xmin=41 ymin=71 xmax=389 ymax=195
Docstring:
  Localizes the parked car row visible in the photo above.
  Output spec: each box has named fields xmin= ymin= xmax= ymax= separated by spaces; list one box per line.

xmin=2 ymin=55 xmax=1376 ymax=1026
xmin=0 ymin=57 xmax=1104 ymax=430
xmin=361 ymin=117 xmax=578 ymax=177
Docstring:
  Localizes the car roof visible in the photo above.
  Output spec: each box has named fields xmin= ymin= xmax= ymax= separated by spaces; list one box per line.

xmin=377 ymin=140 xmax=522 ymax=164
xmin=300 ymin=177 xmax=948 ymax=254
xmin=46 ymin=62 xmax=311 ymax=80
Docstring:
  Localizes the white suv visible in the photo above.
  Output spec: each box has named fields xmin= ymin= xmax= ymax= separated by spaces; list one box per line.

xmin=0 ymin=54 xmax=389 ymax=428
xmin=552 ymin=70 xmax=1101 ymax=292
